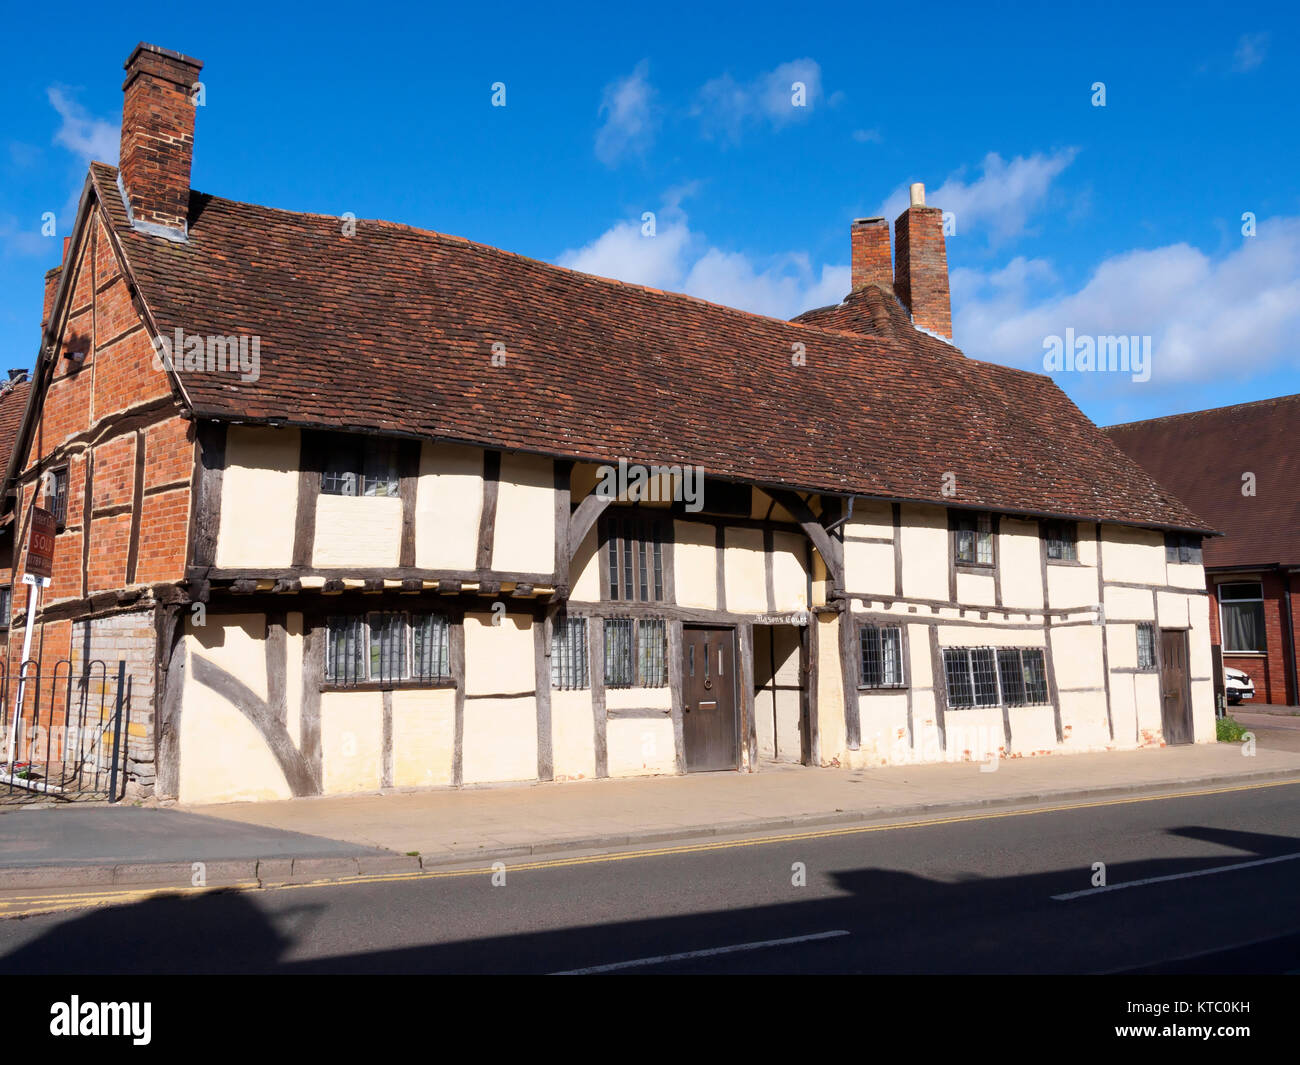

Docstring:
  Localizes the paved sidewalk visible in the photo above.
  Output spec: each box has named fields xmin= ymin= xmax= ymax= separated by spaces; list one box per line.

xmin=193 ymin=742 xmax=1300 ymax=860
xmin=3 ymin=742 xmax=1298 ymax=894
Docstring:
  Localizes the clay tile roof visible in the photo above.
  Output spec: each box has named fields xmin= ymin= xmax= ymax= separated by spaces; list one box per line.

xmin=0 ymin=380 xmax=31 ymax=477
xmin=88 ymin=162 xmax=1209 ymax=532
xmin=1105 ymin=394 xmax=1300 ymax=567
xmin=792 ymin=284 xmax=917 ymax=339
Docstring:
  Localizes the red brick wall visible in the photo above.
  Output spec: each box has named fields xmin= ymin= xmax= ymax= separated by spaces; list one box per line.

xmin=118 ymin=46 xmax=202 ymax=235
xmin=851 ymin=218 xmax=891 ymax=291
xmin=1210 ymin=570 xmax=1299 ymax=705
xmin=12 ymin=202 xmax=194 ymax=619
xmin=893 ymin=205 xmax=952 ymax=338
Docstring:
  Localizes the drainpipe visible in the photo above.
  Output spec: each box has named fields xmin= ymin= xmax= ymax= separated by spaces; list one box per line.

xmin=1284 ymin=568 xmax=1299 ymax=708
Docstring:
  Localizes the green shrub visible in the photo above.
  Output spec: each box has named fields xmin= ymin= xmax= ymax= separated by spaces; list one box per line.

xmin=1217 ymin=715 xmax=1248 ymax=743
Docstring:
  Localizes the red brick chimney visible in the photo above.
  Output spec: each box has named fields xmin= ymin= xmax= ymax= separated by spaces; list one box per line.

xmin=893 ymin=183 xmax=951 ymax=338
xmin=118 ymin=43 xmax=203 ymax=239
xmin=850 ymin=217 xmax=892 ymax=290
xmin=41 ymin=266 xmax=62 ymax=334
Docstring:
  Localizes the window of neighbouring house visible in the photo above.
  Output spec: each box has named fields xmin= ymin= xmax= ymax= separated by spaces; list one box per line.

xmin=1219 ymin=582 xmax=1266 ymax=653
xmin=320 ymin=436 xmax=401 ymax=497
xmin=325 ymin=612 xmax=452 ymax=685
xmin=551 ymin=616 xmax=589 ymax=690
xmin=603 ymin=515 xmax=665 ymax=602
xmin=47 ymin=466 xmax=69 ymax=528
xmin=1164 ymin=532 xmax=1203 ymax=565
xmin=943 ymin=646 xmax=1049 ymax=709
xmin=1043 ymin=519 xmax=1078 ymax=561
xmin=1136 ymin=622 xmax=1157 ymax=670
xmin=603 ymin=617 xmax=667 ymax=688
xmin=953 ymin=512 xmax=994 ymax=566
xmin=0 ymin=585 xmax=10 ymax=629
xmin=859 ymin=623 xmax=904 ymax=688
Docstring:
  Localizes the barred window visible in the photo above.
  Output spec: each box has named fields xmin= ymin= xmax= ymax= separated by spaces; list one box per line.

xmin=1136 ymin=622 xmax=1157 ymax=671
xmin=326 ymin=612 xmax=451 ymax=685
xmin=1044 ymin=520 xmax=1078 ymax=561
xmin=1164 ymin=532 xmax=1203 ymax=565
xmin=326 ymin=615 xmax=367 ymax=685
xmin=604 ymin=516 xmax=665 ymax=602
xmin=0 ymin=585 xmax=10 ymax=630
xmin=412 ymin=614 xmax=452 ymax=681
xmin=859 ymin=624 xmax=904 ymax=688
xmin=953 ymin=512 xmax=994 ymax=566
xmin=604 ymin=617 xmax=667 ymax=688
xmin=551 ymin=616 xmax=589 ymax=690
xmin=321 ymin=436 xmax=400 ymax=497
xmin=998 ymin=647 xmax=1049 ymax=706
xmin=943 ymin=646 xmax=1049 ymax=708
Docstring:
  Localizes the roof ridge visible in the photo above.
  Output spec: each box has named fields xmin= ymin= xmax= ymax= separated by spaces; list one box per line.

xmin=92 ymin=163 xmax=921 ymax=347
xmin=1105 ymin=392 xmax=1300 ymax=431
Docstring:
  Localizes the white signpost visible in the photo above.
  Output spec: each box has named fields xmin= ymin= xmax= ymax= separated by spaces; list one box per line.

xmin=6 ymin=507 xmax=55 ymax=772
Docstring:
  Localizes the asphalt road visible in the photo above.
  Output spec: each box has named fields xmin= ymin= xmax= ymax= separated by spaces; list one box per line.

xmin=1 ymin=780 xmax=1298 ymax=974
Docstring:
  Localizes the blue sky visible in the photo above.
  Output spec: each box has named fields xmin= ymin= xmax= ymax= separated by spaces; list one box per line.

xmin=2 ymin=1 xmax=1296 ymax=426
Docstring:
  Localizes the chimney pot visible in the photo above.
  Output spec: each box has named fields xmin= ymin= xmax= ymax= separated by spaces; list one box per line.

xmin=118 ymin=43 xmax=203 ymax=239
xmin=910 ymin=182 xmax=926 ymax=207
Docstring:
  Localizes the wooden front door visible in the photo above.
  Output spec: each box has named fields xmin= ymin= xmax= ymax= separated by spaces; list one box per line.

xmin=682 ymin=626 xmax=739 ymax=771
xmin=1159 ymin=628 xmax=1194 ymax=745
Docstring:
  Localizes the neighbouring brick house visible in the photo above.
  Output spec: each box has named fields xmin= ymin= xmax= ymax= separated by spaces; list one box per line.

xmin=2 ymin=43 xmax=1218 ymax=804
xmin=0 ymin=374 xmax=31 ymax=680
xmin=1107 ymin=395 xmax=1300 ymax=707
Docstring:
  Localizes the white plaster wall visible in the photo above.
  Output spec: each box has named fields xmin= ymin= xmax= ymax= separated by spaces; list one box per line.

xmin=464 ymin=611 xmax=535 ymax=695
xmin=415 ymin=442 xmax=482 ymax=571
xmin=320 ymin=690 xmax=384 ymax=795
xmin=900 ymin=504 xmax=948 ymax=601
xmin=1050 ymin=624 xmax=1106 ymax=692
xmin=216 ymin=426 xmax=299 ymax=569
xmin=607 ymin=717 xmax=676 ymax=776
xmin=674 ymin=520 xmax=717 ymax=610
xmin=179 ymin=612 xmax=292 ymax=804
xmin=956 ymin=570 xmax=996 ymax=607
xmin=1101 ymin=525 xmax=1165 ymax=584
xmin=1008 ymin=706 xmax=1057 ymax=755
xmin=724 ymin=527 xmax=766 ymax=613
xmin=845 ymin=539 xmax=895 ymax=597
xmin=1047 ymin=563 xmax=1100 ymax=610
xmin=462 ymin=697 xmax=538 ymax=783
xmin=391 ymin=688 xmax=456 ymax=787
xmin=1104 ymin=584 xmax=1156 ymax=621
xmin=772 ymin=532 xmax=809 ymax=613
xmin=313 ymin=495 xmax=402 ymax=568
xmin=570 ymin=526 xmax=601 ymax=601
xmin=1059 ymin=689 xmax=1112 ymax=750
xmin=999 ymin=518 xmax=1044 ymax=610
xmin=492 ymin=452 xmax=555 ymax=574
xmin=552 ymin=689 xmax=596 ymax=780
xmin=606 ymin=685 xmax=672 ymax=710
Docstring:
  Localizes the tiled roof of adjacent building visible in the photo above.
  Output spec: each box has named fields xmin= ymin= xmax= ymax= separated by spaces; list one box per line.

xmin=1106 ymin=393 xmax=1300 ymax=568
xmin=88 ymin=162 xmax=1209 ymax=533
xmin=0 ymin=380 xmax=31 ymax=479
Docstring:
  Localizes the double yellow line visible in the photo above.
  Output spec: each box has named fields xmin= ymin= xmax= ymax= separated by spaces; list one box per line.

xmin=3 ymin=777 xmax=1296 ymax=919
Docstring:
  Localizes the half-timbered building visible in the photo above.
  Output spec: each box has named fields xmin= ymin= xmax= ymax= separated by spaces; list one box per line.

xmin=3 ymin=44 xmax=1217 ymax=803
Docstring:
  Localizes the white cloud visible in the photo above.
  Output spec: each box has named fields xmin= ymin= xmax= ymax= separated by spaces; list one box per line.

xmin=693 ymin=58 xmax=824 ymax=142
xmin=878 ymin=149 xmax=1078 ymax=244
xmin=556 ymin=193 xmax=848 ymax=319
xmin=953 ymin=217 xmax=1300 ymax=386
xmin=1232 ymin=32 xmax=1269 ymax=73
xmin=595 ymin=61 xmax=658 ymax=167
xmin=48 ymin=86 xmax=118 ymax=164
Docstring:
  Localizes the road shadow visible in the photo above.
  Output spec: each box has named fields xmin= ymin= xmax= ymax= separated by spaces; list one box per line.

xmin=4 ymin=822 xmax=1299 ymax=974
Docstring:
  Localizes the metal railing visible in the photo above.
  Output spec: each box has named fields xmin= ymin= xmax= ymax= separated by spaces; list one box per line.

xmin=0 ymin=659 xmax=129 ymax=802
